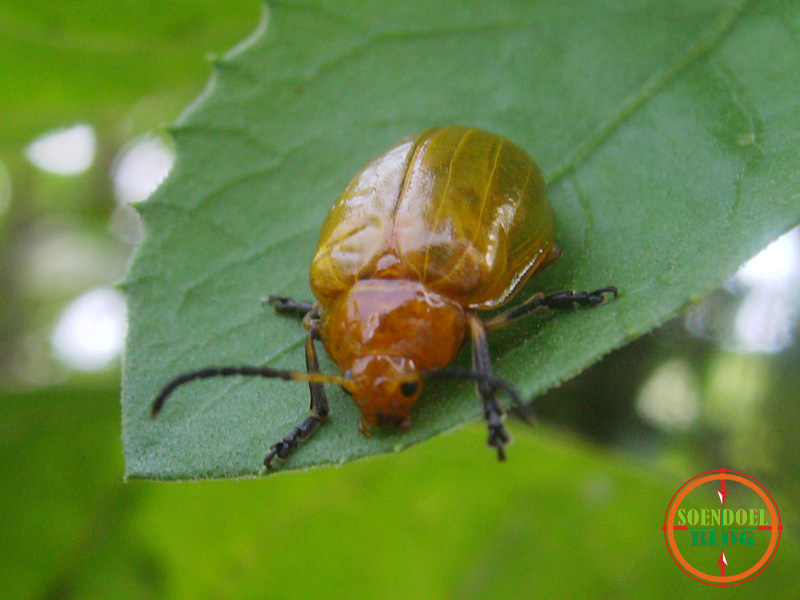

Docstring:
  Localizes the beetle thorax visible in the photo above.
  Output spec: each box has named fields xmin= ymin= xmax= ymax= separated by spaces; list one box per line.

xmin=321 ymin=279 xmax=467 ymax=429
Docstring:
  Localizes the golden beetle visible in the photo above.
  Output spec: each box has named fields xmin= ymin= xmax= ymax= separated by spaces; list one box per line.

xmin=152 ymin=126 xmax=616 ymax=467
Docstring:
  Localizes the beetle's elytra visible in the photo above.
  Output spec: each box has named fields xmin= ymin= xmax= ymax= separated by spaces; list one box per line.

xmin=152 ymin=126 xmax=617 ymax=468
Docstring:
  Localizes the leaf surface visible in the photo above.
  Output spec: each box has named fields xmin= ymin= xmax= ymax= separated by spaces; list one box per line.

xmin=123 ymin=0 xmax=800 ymax=478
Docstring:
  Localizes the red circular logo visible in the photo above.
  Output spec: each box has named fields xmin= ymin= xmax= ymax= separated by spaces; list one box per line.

xmin=663 ymin=469 xmax=781 ymax=586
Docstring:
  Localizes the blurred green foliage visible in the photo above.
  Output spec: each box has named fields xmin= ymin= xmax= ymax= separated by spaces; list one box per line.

xmin=3 ymin=384 xmax=800 ymax=599
xmin=1 ymin=1 xmax=800 ymax=598
xmin=0 ymin=0 xmax=263 ymax=149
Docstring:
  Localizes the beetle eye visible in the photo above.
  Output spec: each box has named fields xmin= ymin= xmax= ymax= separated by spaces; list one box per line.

xmin=400 ymin=381 xmax=419 ymax=397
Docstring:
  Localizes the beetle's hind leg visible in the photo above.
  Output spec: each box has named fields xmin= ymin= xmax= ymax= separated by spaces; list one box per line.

xmin=467 ymin=313 xmax=516 ymax=461
xmin=483 ymin=286 xmax=617 ymax=331
xmin=263 ymin=319 xmax=330 ymax=469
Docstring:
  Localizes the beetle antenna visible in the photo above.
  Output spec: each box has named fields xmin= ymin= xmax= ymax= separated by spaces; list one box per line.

xmin=151 ymin=365 xmax=354 ymax=419
xmin=420 ymin=366 xmax=533 ymax=424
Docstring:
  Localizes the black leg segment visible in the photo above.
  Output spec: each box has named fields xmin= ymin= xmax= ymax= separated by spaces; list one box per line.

xmin=468 ymin=313 xmax=514 ymax=461
xmin=304 ymin=321 xmax=329 ymax=419
xmin=263 ymin=319 xmax=330 ymax=469
xmin=264 ymin=295 xmax=315 ymax=318
xmin=263 ymin=414 xmax=322 ymax=466
xmin=484 ymin=286 xmax=617 ymax=331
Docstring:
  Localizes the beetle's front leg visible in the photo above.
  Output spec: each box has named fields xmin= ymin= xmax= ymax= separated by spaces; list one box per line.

xmin=467 ymin=313 xmax=512 ymax=461
xmin=264 ymin=295 xmax=315 ymax=318
xmin=263 ymin=320 xmax=329 ymax=468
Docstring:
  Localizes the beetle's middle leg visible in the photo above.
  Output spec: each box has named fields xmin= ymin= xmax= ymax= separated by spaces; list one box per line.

xmin=483 ymin=286 xmax=617 ymax=331
xmin=263 ymin=319 xmax=330 ymax=468
xmin=467 ymin=313 xmax=514 ymax=461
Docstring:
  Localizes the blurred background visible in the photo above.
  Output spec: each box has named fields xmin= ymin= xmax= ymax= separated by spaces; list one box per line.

xmin=2 ymin=2 xmax=799 ymax=599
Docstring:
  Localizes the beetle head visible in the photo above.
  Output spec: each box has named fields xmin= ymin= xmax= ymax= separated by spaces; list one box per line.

xmin=348 ymin=355 xmax=423 ymax=431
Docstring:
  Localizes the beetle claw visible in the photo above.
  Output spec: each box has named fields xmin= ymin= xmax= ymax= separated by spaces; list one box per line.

xmin=487 ymin=423 xmax=510 ymax=461
xmin=485 ymin=400 xmax=511 ymax=461
xmin=263 ymin=446 xmax=279 ymax=469
xmin=591 ymin=286 xmax=618 ymax=305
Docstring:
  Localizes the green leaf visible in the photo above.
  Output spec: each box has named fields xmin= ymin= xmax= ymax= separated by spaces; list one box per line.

xmin=123 ymin=0 xmax=800 ymax=479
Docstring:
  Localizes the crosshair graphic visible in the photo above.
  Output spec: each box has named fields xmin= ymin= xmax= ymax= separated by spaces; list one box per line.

xmin=663 ymin=469 xmax=781 ymax=587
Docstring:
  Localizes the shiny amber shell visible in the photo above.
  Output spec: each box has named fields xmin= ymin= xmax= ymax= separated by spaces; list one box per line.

xmin=309 ymin=126 xmax=557 ymax=310
xmin=308 ymin=126 xmax=560 ymax=427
